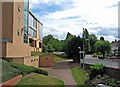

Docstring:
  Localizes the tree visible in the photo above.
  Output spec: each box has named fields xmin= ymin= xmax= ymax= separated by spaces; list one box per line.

xmin=94 ymin=40 xmax=111 ymax=58
xmin=83 ymin=28 xmax=90 ymax=54
xmin=43 ymin=34 xmax=64 ymax=52
xmin=100 ymin=36 xmax=105 ymax=41
xmin=89 ymin=34 xmax=97 ymax=53
xmin=63 ymin=32 xmax=74 ymax=52
xmin=66 ymin=36 xmax=83 ymax=62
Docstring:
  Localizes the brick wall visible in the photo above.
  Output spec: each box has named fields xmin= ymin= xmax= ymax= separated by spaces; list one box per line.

xmin=39 ymin=54 xmax=55 ymax=67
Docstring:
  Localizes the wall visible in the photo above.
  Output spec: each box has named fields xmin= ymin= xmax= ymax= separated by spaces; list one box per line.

xmin=84 ymin=63 xmax=120 ymax=79
xmin=39 ymin=54 xmax=55 ymax=67
xmin=7 ymin=56 xmax=39 ymax=68
xmin=2 ymin=2 xmax=31 ymax=57
xmin=105 ymin=67 xmax=120 ymax=79
xmin=2 ymin=2 xmax=13 ymax=42
xmin=24 ymin=56 xmax=39 ymax=67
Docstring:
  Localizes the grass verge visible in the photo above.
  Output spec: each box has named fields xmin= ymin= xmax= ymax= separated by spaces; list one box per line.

xmin=71 ymin=66 xmax=89 ymax=87
xmin=14 ymin=73 xmax=64 ymax=87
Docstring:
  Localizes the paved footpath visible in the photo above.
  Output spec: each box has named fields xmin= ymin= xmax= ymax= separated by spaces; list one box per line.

xmin=44 ymin=60 xmax=78 ymax=87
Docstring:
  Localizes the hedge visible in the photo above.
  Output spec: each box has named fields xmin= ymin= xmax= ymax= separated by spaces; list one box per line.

xmin=9 ymin=62 xmax=48 ymax=76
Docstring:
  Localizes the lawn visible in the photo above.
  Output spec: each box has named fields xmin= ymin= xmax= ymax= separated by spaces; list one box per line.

xmin=2 ymin=60 xmax=21 ymax=82
xmin=15 ymin=73 xmax=64 ymax=87
xmin=71 ymin=66 xmax=89 ymax=87
xmin=31 ymin=51 xmax=44 ymax=56
xmin=54 ymin=55 xmax=66 ymax=63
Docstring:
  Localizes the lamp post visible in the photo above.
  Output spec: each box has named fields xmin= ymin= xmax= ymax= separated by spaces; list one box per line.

xmin=78 ymin=47 xmax=81 ymax=67
xmin=83 ymin=28 xmax=85 ymax=70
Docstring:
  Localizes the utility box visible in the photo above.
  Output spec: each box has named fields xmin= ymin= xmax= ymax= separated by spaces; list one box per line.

xmin=39 ymin=54 xmax=55 ymax=67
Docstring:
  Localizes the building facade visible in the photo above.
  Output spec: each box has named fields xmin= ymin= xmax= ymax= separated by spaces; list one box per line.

xmin=1 ymin=0 xmax=43 ymax=58
xmin=111 ymin=40 xmax=120 ymax=56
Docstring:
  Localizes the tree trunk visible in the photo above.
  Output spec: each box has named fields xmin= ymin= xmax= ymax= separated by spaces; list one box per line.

xmin=102 ymin=52 xmax=105 ymax=59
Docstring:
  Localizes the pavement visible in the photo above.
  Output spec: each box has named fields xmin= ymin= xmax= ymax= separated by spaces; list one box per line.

xmin=82 ymin=55 xmax=120 ymax=68
xmin=43 ymin=59 xmax=78 ymax=87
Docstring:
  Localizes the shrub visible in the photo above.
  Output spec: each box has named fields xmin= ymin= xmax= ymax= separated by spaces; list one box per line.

xmin=10 ymin=62 xmax=48 ymax=76
xmin=34 ymin=68 xmax=48 ymax=76
xmin=93 ymin=53 xmax=97 ymax=58
xmin=98 ymin=56 xmax=104 ymax=59
xmin=89 ymin=64 xmax=105 ymax=78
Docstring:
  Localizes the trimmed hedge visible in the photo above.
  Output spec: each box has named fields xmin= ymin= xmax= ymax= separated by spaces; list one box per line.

xmin=2 ymin=60 xmax=21 ymax=82
xmin=9 ymin=62 xmax=48 ymax=76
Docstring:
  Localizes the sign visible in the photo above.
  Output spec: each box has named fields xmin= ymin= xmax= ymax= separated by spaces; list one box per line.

xmin=79 ymin=51 xmax=84 ymax=53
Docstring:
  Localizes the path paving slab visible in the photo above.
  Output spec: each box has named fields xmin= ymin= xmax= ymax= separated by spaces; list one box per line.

xmin=44 ymin=60 xmax=78 ymax=87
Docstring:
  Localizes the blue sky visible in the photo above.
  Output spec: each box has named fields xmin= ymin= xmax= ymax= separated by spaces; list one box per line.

xmin=29 ymin=0 xmax=119 ymax=42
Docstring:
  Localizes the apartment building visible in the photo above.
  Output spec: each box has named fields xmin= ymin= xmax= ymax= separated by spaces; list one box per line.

xmin=111 ymin=40 xmax=120 ymax=56
xmin=1 ymin=0 xmax=43 ymax=58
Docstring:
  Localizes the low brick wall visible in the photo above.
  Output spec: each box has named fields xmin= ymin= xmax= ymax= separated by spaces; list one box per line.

xmin=1 ymin=75 xmax=22 ymax=87
xmin=24 ymin=55 xmax=39 ymax=67
xmin=39 ymin=54 xmax=55 ymax=67
xmin=105 ymin=67 xmax=120 ymax=79
xmin=5 ymin=56 xmax=39 ymax=68
xmin=84 ymin=63 xmax=120 ymax=79
xmin=4 ymin=54 xmax=55 ymax=67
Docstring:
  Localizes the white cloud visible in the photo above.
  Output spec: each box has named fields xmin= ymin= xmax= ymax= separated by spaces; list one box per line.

xmin=30 ymin=0 xmax=119 ymax=41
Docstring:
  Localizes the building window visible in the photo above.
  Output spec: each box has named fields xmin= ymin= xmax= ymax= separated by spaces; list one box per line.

xmin=18 ymin=5 xmax=21 ymax=12
xmin=24 ymin=0 xmax=29 ymax=43
xmin=39 ymin=42 xmax=42 ymax=48
xmin=33 ymin=19 xmax=37 ymax=29
xmin=28 ymin=27 xmax=37 ymax=38
xmin=18 ymin=29 xmax=20 ymax=36
xmin=18 ymin=17 xmax=20 ymax=23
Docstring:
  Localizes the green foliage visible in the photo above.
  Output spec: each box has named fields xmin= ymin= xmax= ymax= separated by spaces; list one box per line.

xmin=106 ymin=79 xmax=117 ymax=86
xmin=54 ymin=54 xmax=67 ymax=63
xmin=94 ymin=40 xmax=111 ymax=58
xmin=100 ymin=36 xmax=105 ymax=41
xmin=89 ymin=34 xmax=97 ymax=53
xmin=66 ymin=36 xmax=83 ymax=62
xmin=43 ymin=34 xmax=64 ymax=52
xmin=31 ymin=51 xmax=44 ymax=56
xmin=62 ymin=32 xmax=74 ymax=52
xmin=2 ymin=60 xmax=21 ymax=82
xmin=9 ymin=62 xmax=48 ymax=76
xmin=83 ymin=28 xmax=91 ymax=54
xmin=89 ymin=64 xmax=104 ymax=77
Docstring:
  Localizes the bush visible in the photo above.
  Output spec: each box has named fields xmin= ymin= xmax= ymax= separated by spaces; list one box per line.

xmin=10 ymin=62 xmax=48 ymax=76
xmin=93 ymin=53 xmax=97 ymax=58
xmin=89 ymin=64 xmax=105 ymax=78
xmin=98 ymin=56 xmax=104 ymax=59
xmin=34 ymin=68 xmax=48 ymax=76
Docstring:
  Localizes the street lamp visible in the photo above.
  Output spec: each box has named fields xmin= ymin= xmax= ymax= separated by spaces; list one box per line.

xmin=78 ymin=47 xmax=81 ymax=67
xmin=83 ymin=28 xmax=85 ymax=70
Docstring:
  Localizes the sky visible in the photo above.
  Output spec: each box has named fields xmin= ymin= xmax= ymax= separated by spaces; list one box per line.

xmin=29 ymin=0 xmax=119 ymax=42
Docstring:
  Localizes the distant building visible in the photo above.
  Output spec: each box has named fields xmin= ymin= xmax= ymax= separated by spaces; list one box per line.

xmin=1 ymin=0 xmax=43 ymax=58
xmin=111 ymin=40 xmax=120 ymax=56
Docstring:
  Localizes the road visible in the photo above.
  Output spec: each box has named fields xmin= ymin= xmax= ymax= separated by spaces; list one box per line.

xmin=82 ymin=55 xmax=120 ymax=68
